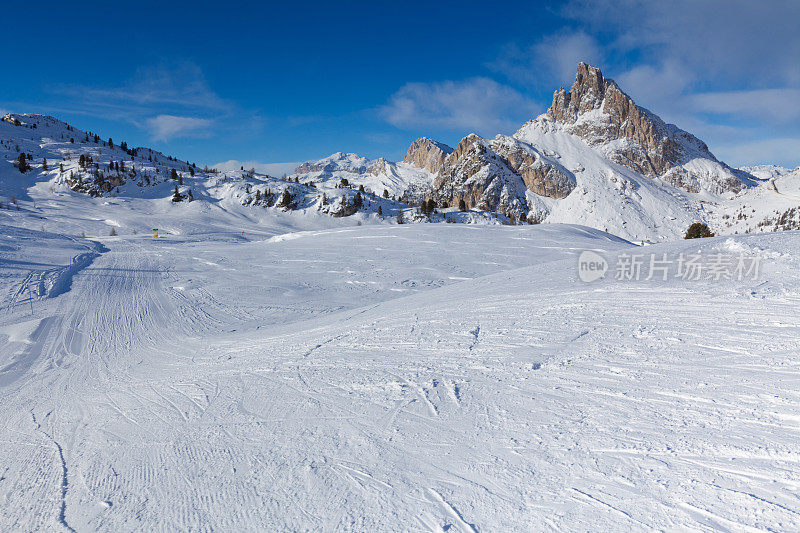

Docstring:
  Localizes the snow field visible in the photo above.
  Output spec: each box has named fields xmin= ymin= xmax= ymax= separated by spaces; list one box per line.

xmin=0 ymin=222 xmax=799 ymax=530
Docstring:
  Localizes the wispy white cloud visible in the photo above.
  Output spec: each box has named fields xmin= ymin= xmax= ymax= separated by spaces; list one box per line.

xmin=688 ymin=89 xmax=800 ymax=124
xmin=43 ymin=61 xmax=253 ymax=142
xmin=131 ymin=64 xmax=226 ymax=108
xmin=53 ymin=62 xmax=230 ymax=112
xmin=615 ymin=62 xmax=692 ymax=107
xmin=714 ymin=138 xmax=800 ymax=168
xmin=491 ymin=31 xmax=603 ymax=87
xmin=380 ymin=77 xmax=538 ymax=135
xmin=564 ymin=0 xmax=800 ymax=85
xmin=146 ymin=115 xmax=213 ymax=142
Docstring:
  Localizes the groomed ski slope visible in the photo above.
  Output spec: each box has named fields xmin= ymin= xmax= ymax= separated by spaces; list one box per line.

xmin=1 ymin=223 xmax=799 ymax=531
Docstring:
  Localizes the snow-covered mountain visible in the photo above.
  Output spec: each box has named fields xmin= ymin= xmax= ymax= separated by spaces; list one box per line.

xmin=535 ymin=62 xmax=753 ymax=194
xmin=284 ymin=63 xmax=797 ymax=242
xmin=1 ymin=63 xmax=798 ymax=242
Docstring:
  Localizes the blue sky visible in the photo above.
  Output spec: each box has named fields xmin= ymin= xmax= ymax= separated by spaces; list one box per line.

xmin=2 ymin=1 xmax=798 ymax=170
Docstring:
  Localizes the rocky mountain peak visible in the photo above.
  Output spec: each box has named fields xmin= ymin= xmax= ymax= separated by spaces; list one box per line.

xmin=547 ymin=62 xmax=610 ymax=122
xmin=540 ymin=62 xmax=748 ymax=193
xmin=403 ymin=137 xmax=453 ymax=174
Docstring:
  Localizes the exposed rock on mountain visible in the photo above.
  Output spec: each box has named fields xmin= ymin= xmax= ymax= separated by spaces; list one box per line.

xmin=284 ymin=62 xmax=760 ymax=238
xmin=430 ymin=134 xmax=528 ymax=217
xmin=533 ymin=62 xmax=750 ymax=194
xmin=490 ymin=136 xmax=575 ymax=199
xmin=403 ymin=137 xmax=453 ymax=174
xmin=368 ymin=157 xmax=391 ymax=176
xmin=427 ymin=134 xmax=575 ymax=218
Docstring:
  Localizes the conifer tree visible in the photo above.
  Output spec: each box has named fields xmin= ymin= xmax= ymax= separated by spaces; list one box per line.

xmin=685 ymin=222 xmax=714 ymax=239
xmin=17 ymin=153 xmax=30 ymax=173
xmin=277 ymin=189 xmax=293 ymax=208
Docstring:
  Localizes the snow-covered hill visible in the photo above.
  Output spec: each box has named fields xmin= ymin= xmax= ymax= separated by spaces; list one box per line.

xmin=0 ymin=113 xmax=508 ymax=238
xmin=715 ymin=166 xmax=800 ymax=233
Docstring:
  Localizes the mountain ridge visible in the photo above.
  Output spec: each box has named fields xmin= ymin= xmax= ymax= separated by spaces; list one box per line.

xmin=2 ymin=62 xmax=798 ymax=242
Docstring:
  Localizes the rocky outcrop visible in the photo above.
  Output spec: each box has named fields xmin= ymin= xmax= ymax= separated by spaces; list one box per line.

xmin=545 ymin=62 xmax=748 ymax=193
xmin=66 ymin=172 xmax=126 ymax=197
xmin=490 ymin=136 xmax=575 ymax=199
xmin=428 ymin=133 xmax=576 ymax=219
xmin=431 ymin=134 xmax=524 ymax=216
xmin=368 ymin=157 xmax=391 ymax=176
xmin=403 ymin=137 xmax=453 ymax=174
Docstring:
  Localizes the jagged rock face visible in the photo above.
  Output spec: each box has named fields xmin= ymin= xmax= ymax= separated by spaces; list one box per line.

xmin=430 ymin=134 xmax=577 ymax=218
xmin=403 ymin=137 xmax=453 ymax=174
xmin=490 ymin=137 xmax=575 ymax=199
xmin=430 ymin=134 xmax=576 ymax=218
xmin=546 ymin=62 xmax=746 ymax=193
xmin=428 ymin=135 xmax=521 ymax=218
xmin=293 ymin=161 xmax=321 ymax=174
xmin=548 ymin=63 xmax=684 ymax=177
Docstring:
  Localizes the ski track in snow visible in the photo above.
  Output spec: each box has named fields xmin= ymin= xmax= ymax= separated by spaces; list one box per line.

xmin=0 ymin=223 xmax=799 ymax=530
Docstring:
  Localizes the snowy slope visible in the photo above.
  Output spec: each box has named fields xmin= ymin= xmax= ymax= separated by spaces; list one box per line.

xmin=1 ymin=221 xmax=799 ymax=530
xmin=712 ymin=166 xmax=800 ymax=234
xmin=290 ymin=151 xmax=435 ymax=202
xmin=0 ymin=113 xmax=505 ymax=236
xmin=514 ymin=119 xmax=700 ymax=242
